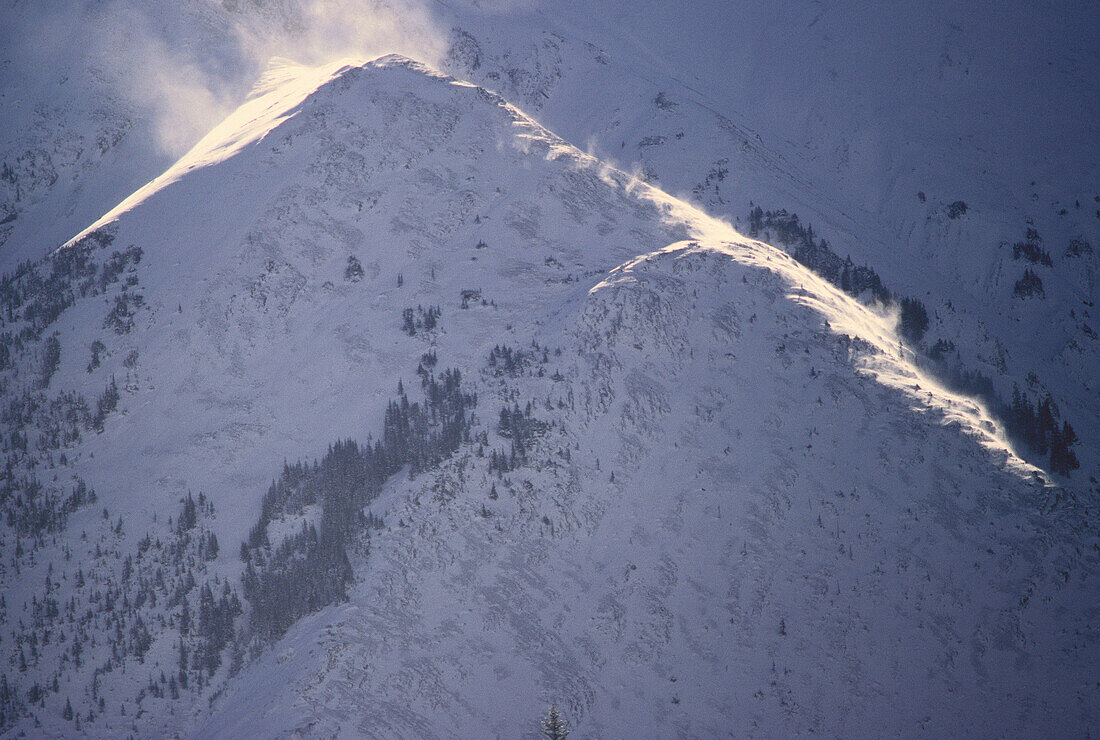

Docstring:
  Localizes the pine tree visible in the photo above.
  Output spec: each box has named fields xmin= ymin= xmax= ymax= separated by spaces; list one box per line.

xmin=540 ymin=705 xmax=570 ymax=739
xmin=179 ymin=598 xmax=191 ymax=635
xmin=345 ymin=255 xmax=364 ymax=282
xmin=178 ymin=492 xmax=198 ymax=533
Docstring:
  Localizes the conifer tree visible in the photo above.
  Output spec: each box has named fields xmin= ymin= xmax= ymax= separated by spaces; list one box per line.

xmin=540 ymin=705 xmax=570 ymax=739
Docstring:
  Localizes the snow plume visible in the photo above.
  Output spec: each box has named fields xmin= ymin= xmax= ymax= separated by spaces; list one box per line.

xmin=243 ymin=0 xmax=448 ymax=71
xmin=625 ymin=184 xmax=1048 ymax=481
xmin=79 ymin=0 xmax=447 ymax=158
xmin=91 ymin=18 xmax=244 ymax=161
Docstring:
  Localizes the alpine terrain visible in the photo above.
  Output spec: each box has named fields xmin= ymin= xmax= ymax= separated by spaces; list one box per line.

xmin=0 ymin=2 xmax=1096 ymax=738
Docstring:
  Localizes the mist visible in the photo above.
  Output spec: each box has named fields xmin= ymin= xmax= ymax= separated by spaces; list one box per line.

xmin=16 ymin=0 xmax=449 ymax=160
xmin=149 ymin=0 xmax=446 ymax=157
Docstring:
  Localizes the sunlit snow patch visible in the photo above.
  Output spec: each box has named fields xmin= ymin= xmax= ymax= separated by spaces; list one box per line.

xmin=59 ymin=53 xmax=1047 ymax=483
xmin=612 ymin=182 xmax=1047 ymax=481
xmin=62 ymin=57 xmax=369 ymax=246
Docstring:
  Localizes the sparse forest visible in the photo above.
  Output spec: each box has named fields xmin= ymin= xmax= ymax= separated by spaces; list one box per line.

xmin=747 ymin=205 xmax=1083 ymax=476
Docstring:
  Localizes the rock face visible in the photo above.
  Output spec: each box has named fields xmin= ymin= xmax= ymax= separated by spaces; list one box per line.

xmin=0 ymin=56 xmax=1094 ymax=738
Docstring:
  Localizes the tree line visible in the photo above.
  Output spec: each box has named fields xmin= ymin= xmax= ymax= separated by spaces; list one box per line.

xmin=747 ymin=205 xmax=1082 ymax=476
xmin=241 ymin=366 xmax=476 ymax=642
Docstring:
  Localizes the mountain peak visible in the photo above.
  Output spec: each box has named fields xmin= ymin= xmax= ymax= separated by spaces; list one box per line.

xmin=62 ymin=53 xmax=564 ymax=252
xmin=1 ymin=11 xmax=1095 ymax=736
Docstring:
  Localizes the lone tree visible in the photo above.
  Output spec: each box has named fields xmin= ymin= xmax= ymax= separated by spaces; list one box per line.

xmin=540 ymin=704 xmax=570 ymax=739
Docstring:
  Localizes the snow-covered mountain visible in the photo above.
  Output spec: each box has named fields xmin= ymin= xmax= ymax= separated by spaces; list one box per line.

xmin=431 ymin=0 xmax=1100 ymax=493
xmin=0 ymin=52 xmax=1095 ymax=737
xmin=3 ymin=0 xmax=1097 ymax=492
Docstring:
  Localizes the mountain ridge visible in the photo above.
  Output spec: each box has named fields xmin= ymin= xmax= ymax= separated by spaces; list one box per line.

xmin=0 ymin=54 xmax=1094 ymax=738
xmin=3 ymin=1 xmax=1096 ymax=490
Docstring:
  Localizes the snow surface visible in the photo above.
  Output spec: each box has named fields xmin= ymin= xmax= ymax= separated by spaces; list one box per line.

xmin=1 ymin=55 xmax=1095 ymax=737
xmin=432 ymin=0 xmax=1100 ymax=489
xmin=3 ymin=0 xmax=1096 ymax=491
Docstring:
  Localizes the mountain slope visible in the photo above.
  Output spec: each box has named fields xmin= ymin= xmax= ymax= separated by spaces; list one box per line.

xmin=434 ymin=0 xmax=1100 ymax=492
xmin=3 ymin=0 xmax=1097 ymax=488
xmin=202 ymin=240 xmax=1095 ymax=738
xmin=0 ymin=56 xmax=1095 ymax=737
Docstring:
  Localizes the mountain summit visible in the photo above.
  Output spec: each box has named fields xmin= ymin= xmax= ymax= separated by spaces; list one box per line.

xmin=0 ymin=55 xmax=1095 ymax=737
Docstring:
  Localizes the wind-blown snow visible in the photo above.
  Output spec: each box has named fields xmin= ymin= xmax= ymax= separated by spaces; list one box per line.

xmin=621 ymin=194 xmax=1045 ymax=481
xmin=66 ymin=59 xmax=369 ymax=246
xmin=2 ymin=55 xmax=1095 ymax=738
xmin=3 ymin=0 xmax=1096 ymax=489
